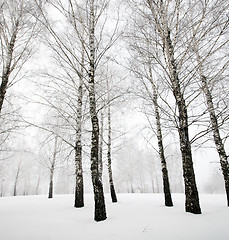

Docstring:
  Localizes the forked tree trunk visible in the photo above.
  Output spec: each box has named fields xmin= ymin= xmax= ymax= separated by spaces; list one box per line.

xmin=74 ymin=75 xmax=84 ymax=208
xmin=146 ymin=0 xmax=201 ymax=215
xmin=107 ymin=79 xmax=117 ymax=203
xmin=88 ymin=0 xmax=106 ymax=222
xmin=201 ymin=75 xmax=229 ymax=206
xmin=150 ymin=73 xmax=173 ymax=206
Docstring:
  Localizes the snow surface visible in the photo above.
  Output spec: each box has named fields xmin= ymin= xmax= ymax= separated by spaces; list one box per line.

xmin=0 ymin=193 xmax=228 ymax=240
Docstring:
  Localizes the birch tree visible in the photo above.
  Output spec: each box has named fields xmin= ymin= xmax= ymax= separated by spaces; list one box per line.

xmin=33 ymin=0 xmax=87 ymax=208
xmin=87 ymin=0 xmax=107 ymax=221
xmin=48 ymin=135 xmax=59 ymax=199
xmin=150 ymin=77 xmax=173 ymax=206
xmin=0 ymin=0 xmax=41 ymax=115
xmin=189 ymin=0 xmax=229 ymax=206
xmin=74 ymin=71 xmax=84 ymax=207
xmin=126 ymin=52 xmax=173 ymax=205
xmin=98 ymin=110 xmax=104 ymax=178
xmin=13 ymin=160 xmax=21 ymax=196
xmin=106 ymin=77 xmax=117 ymax=203
xmin=96 ymin=66 xmax=126 ymax=202
xmin=200 ymin=72 xmax=229 ymax=206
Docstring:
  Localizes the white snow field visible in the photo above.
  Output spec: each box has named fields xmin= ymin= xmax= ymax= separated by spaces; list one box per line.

xmin=0 ymin=193 xmax=228 ymax=240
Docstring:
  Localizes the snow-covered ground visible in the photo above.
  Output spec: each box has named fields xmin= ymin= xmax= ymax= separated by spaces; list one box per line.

xmin=0 ymin=193 xmax=228 ymax=240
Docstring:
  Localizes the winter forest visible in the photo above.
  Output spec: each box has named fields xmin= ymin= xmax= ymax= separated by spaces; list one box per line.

xmin=0 ymin=0 xmax=229 ymax=239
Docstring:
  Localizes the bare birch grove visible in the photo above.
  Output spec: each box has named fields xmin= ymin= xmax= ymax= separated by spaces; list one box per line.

xmin=0 ymin=0 xmax=228 ymax=225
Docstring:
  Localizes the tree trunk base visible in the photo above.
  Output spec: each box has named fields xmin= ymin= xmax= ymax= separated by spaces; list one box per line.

xmin=185 ymin=197 xmax=202 ymax=214
xmin=74 ymin=204 xmax=84 ymax=208
xmin=74 ymin=186 xmax=84 ymax=208
xmin=165 ymin=198 xmax=173 ymax=207
xmin=94 ymin=179 xmax=107 ymax=222
xmin=110 ymin=185 xmax=117 ymax=203
xmin=74 ymin=201 xmax=84 ymax=208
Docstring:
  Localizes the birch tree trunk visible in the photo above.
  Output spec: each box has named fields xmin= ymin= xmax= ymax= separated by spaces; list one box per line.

xmin=0 ymin=19 xmax=19 ymax=114
xmin=48 ymin=136 xmax=58 ymax=199
xmin=201 ymin=75 xmax=229 ymax=206
xmin=0 ymin=0 xmax=41 ymax=115
xmin=74 ymin=74 xmax=84 ymax=208
xmin=163 ymin=28 xmax=201 ymax=213
xmin=88 ymin=0 xmax=106 ymax=222
xmin=193 ymin=40 xmax=229 ymax=206
xmin=149 ymin=72 xmax=173 ymax=206
xmin=98 ymin=110 xmax=104 ymax=179
xmin=106 ymin=79 xmax=117 ymax=203
xmin=13 ymin=161 xmax=21 ymax=196
xmin=48 ymin=167 xmax=54 ymax=199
